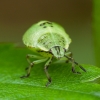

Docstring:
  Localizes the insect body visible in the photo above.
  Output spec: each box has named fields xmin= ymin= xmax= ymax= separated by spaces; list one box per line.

xmin=21 ymin=20 xmax=86 ymax=86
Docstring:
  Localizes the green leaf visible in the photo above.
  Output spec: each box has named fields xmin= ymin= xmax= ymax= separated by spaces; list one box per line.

xmin=0 ymin=43 xmax=100 ymax=100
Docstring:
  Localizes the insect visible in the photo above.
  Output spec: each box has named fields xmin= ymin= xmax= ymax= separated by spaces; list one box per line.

xmin=20 ymin=20 xmax=86 ymax=86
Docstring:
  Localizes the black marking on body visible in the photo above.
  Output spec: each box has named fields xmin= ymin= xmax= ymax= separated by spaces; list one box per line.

xmin=64 ymin=48 xmax=67 ymax=52
xmin=49 ymin=49 xmax=53 ymax=55
xmin=62 ymin=37 xmax=65 ymax=45
xmin=55 ymin=46 xmax=60 ymax=55
xmin=40 ymin=21 xmax=53 ymax=28
xmin=43 ymin=42 xmax=46 ymax=45
xmin=38 ymin=33 xmax=65 ymax=50
xmin=58 ymin=46 xmax=60 ymax=53
xmin=37 ymin=50 xmax=53 ymax=56
xmin=40 ymin=22 xmax=46 ymax=26
xmin=43 ymin=26 xmax=47 ymax=28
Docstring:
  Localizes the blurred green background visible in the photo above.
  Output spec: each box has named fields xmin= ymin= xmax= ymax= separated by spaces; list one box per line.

xmin=0 ymin=0 xmax=94 ymax=65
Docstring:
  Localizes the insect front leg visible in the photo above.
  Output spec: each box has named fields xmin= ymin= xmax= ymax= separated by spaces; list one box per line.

xmin=64 ymin=52 xmax=72 ymax=63
xmin=64 ymin=52 xmax=86 ymax=74
xmin=25 ymin=54 xmax=44 ymax=70
xmin=44 ymin=57 xmax=53 ymax=86
xmin=20 ymin=54 xmax=48 ymax=78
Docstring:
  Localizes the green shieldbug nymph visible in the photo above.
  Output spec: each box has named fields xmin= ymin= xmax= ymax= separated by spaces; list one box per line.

xmin=21 ymin=20 xmax=86 ymax=86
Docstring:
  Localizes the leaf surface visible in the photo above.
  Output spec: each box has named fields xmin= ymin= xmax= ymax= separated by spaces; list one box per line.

xmin=0 ymin=44 xmax=100 ymax=100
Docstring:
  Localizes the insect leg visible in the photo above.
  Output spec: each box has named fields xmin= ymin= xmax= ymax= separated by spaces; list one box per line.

xmin=26 ymin=54 xmax=44 ymax=64
xmin=74 ymin=61 xmax=86 ymax=72
xmin=64 ymin=52 xmax=72 ymax=63
xmin=20 ymin=54 xmax=48 ymax=78
xmin=67 ymin=56 xmax=81 ymax=74
xmin=65 ymin=52 xmax=86 ymax=74
xmin=20 ymin=62 xmax=34 ymax=78
xmin=44 ymin=57 xmax=53 ymax=86
xmin=25 ymin=54 xmax=44 ymax=70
